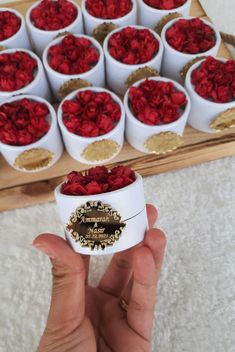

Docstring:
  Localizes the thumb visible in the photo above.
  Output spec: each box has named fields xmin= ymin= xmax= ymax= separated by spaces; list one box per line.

xmin=33 ymin=233 xmax=86 ymax=335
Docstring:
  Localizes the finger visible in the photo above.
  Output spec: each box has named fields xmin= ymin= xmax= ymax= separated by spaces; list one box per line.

xmin=127 ymin=230 xmax=166 ymax=341
xmin=98 ymin=205 xmax=158 ymax=297
xmin=81 ymin=254 xmax=90 ymax=284
xmin=33 ymin=233 xmax=86 ymax=334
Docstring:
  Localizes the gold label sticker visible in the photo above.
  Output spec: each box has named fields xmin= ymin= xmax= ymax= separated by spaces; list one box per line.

xmin=82 ymin=139 xmax=120 ymax=163
xmin=155 ymin=12 xmax=182 ymax=35
xmin=92 ymin=22 xmax=118 ymax=45
xmin=67 ymin=201 xmax=126 ymax=250
xmin=180 ymin=56 xmax=206 ymax=80
xmin=144 ymin=131 xmax=183 ymax=155
xmin=210 ymin=107 xmax=235 ymax=132
xmin=0 ymin=45 xmax=6 ymax=51
xmin=53 ymin=31 xmax=72 ymax=39
xmin=14 ymin=148 xmax=54 ymax=171
xmin=125 ymin=66 xmax=160 ymax=88
xmin=58 ymin=78 xmax=93 ymax=100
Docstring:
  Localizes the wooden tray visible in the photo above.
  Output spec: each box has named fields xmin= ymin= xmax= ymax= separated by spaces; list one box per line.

xmin=0 ymin=0 xmax=235 ymax=212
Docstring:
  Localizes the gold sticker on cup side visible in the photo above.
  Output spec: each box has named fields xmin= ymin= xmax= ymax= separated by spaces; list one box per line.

xmin=53 ymin=31 xmax=72 ymax=39
xmin=125 ymin=66 xmax=160 ymax=89
xmin=58 ymin=78 xmax=93 ymax=100
xmin=92 ymin=22 xmax=118 ymax=45
xmin=144 ymin=132 xmax=183 ymax=155
xmin=67 ymin=201 xmax=126 ymax=250
xmin=210 ymin=107 xmax=235 ymax=132
xmin=14 ymin=148 xmax=54 ymax=171
xmin=0 ymin=45 xmax=7 ymax=51
xmin=180 ymin=56 xmax=206 ymax=80
xmin=82 ymin=139 xmax=120 ymax=163
xmin=155 ymin=12 xmax=182 ymax=35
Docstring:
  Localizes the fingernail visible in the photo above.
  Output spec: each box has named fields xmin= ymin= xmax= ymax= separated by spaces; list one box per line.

xmin=32 ymin=242 xmax=55 ymax=259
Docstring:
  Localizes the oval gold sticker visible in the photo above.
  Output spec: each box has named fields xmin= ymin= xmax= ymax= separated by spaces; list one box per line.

xmin=144 ymin=132 xmax=183 ymax=155
xmin=58 ymin=78 xmax=93 ymax=100
xmin=82 ymin=139 xmax=120 ymax=163
xmin=14 ymin=148 xmax=54 ymax=171
xmin=67 ymin=201 xmax=126 ymax=250
xmin=180 ymin=56 xmax=206 ymax=80
xmin=155 ymin=12 xmax=182 ymax=35
xmin=210 ymin=107 xmax=235 ymax=132
xmin=92 ymin=22 xmax=118 ymax=45
xmin=125 ymin=66 xmax=160 ymax=89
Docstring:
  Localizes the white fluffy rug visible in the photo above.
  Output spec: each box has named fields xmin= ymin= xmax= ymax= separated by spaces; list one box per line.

xmin=1 ymin=157 xmax=235 ymax=352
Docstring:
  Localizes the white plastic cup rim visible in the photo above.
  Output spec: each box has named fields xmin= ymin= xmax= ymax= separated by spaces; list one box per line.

xmin=57 ymin=86 xmax=125 ymax=142
xmin=0 ymin=48 xmax=43 ymax=97
xmin=0 ymin=8 xmax=25 ymax=45
xmin=161 ymin=16 xmax=221 ymax=58
xmin=0 ymin=94 xmax=57 ymax=151
xmin=25 ymin=0 xmax=82 ymax=34
xmin=138 ymin=0 xmax=191 ymax=13
xmin=124 ymin=76 xmax=191 ymax=130
xmin=42 ymin=34 xmax=104 ymax=79
xmin=81 ymin=0 xmax=137 ymax=22
xmin=185 ymin=57 xmax=235 ymax=107
xmin=103 ymin=25 xmax=164 ymax=69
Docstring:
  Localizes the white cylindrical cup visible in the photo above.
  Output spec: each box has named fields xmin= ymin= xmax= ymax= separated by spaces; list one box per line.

xmin=0 ymin=8 xmax=31 ymax=50
xmin=137 ymin=0 xmax=192 ymax=28
xmin=43 ymin=34 xmax=105 ymax=101
xmin=161 ymin=17 xmax=221 ymax=83
xmin=55 ymin=172 xmax=148 ymax=255
xmin=0 ymin=95 xmax=63 ymax=172
xmin=103 ymin=25 xmax=164 ymax=95
xmin=81 ymin=0 xmax=137 ymax=35
xmin=124 ymin=76 xmax=191 ymax=153
xmin=57 ymin=87 xmax=125 ymax=164
xmin=185 ymin=58 xmax=235 ymax=133
xmin=25 ymin=0 xmax=84 ymax=57
xmin=0 ymin=48 xmax=51 ymax=103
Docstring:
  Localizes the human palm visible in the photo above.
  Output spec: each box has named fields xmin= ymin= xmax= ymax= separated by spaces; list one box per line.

xmin=34 ymin=204 xmax=166 ymax=352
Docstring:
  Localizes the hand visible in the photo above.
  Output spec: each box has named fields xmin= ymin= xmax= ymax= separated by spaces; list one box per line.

xmin=33 ymin=204 xmax=166 ymax=352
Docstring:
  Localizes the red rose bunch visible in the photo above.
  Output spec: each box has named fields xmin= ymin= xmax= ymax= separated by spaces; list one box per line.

xmin=0 ymin=51 xmax=38 ymax=92
xmin=62 ymin=90 xmax=121 ymax=137
xmin=30 ymin=0 xmax=77 ymax=31
xmin=0 ymin=11 xmax=21 ymax=41
xmin=48 ymin=35 xmax=100 ymax=75
xmin=191 ymin=57 xmax=235 ymax=103
xmin=61 ymin=165 xmax=136 ymax=195
xmin=86 ymin=0 xmax=132 ymax=19
xmin=144 ymin=0 xmax=186 ymax=10
xmin=108 ymin=27 xmax=159 ymax=64
xmin=129 ymin=79 xmax=187 ymax=125
xmin=166 ymin=18 xmax=216 ymax=54
xmin=0 ymin=98 xmax=50 ymax=146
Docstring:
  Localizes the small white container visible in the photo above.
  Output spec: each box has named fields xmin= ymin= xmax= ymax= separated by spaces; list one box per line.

xmin=103 ymin=25 xmax=164 ymax=95
xmin=185 ymin=58 xmax=235 ymax=133
xmin=43 ymin=34 xmax=105 ymax=101
xmin=161 ymin=17 xmax=221 ymax=83
xmin=0 ymin=48 xmax=50 ymax=103
xmin=0 ymin=8 xmax=31 ymax=50
xmin=81 ymin=0 xmax=137 ymax=35
xmin=137 ymin=0 xmax=192 ymax=29
xmin=124 ymin=76 xmax=191 ymax=154
xmin=25 ymin=0 xmax=84 ymax=57
xmin=55 ymin=171 xmax=148 ymax=255
xmin=0 ymin=95 xmax=63 ymax=172
xmin=57 ymin=87 xmax=125 ymax=164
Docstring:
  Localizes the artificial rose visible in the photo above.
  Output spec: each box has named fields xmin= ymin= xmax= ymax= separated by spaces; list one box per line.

xmin=30 ymin=0 xmax=77 ymax=31
xmin=143 ymin=0 xmax=186 ymax=9
xmin=191 ymin=57 xmax=235 ymax=103
xmin=62 ymin=90 xmax=121 ymax=137
xmin=86 ymin=0 xmax=132 ymax=19
xmin=166 ymin=18 xmax=216 ymax=54
xmin=0 ymin=51 xmax=37 ymax=92
xmin=0 ymin=98 xmax=50 ymax=146
xmin=108 ymin=27 xmax=159 ymax=64
xmin=129 ymin=79 xmax=187 ymax=125
xmin=0 ymin=11 xmax=21 ymax=41
xmin=61 ymin=165 xmax=136 ymax=195
xmin=48 ymin=35 xmax=100 ymax=74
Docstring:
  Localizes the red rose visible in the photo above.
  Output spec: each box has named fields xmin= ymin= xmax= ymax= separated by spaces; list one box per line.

xmin=166 ymin=18 xmax=216 ymax=54
xmin=0 ymin=11 xmax=21 ymax=41
xmin=86 ymin=0 xmax=132 ymax=19
xmin=0 ymin=98 xmax=50 ymax=146
xmin=30 ymin=0 xmax=78 ymax=31
xmin=62 ymin=90 xmax=121 ymax=137
xmin=144 ymin=0 xmax=186 ymax=10
xmin=129 ymin=79 xmax=187 ymax=125
xmin=48 ymin=34 xmax=100 ymax=75
xmin=61 ymin=165 xmax=136 ymax=196
xmin=0 ymin=51 xmax=37 ymax=92
xmin=191 ymin=57 xmax=235 ymax=103
xmin=108 ymin=27 xmax=159 ymax=65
